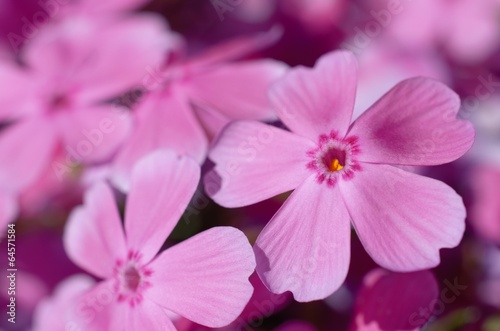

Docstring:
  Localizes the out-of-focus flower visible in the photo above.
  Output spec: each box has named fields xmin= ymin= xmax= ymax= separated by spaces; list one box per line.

xmin=1 ymin=0 xmax=155 ymax=55
xmin=477 ymin=245 xmax=500 ymax=308
xmin=1 ymin=270 xmax=49 ymax=330
xmin=275 ymin=320 xmax=318 ymax=331
xmin=0 ymin=13 xmax=177 ymax=228
xmin=60 ymin=0 xmax=152 ymax=17
xmin=279 ymin=0 xmax=347 ymax=33
xmin=348 ymin=269 xmax=438 ymax=331
xmin=110 ymin=30 xmax=287 ymax=191
xmin=470 ymin=166 xmax=500 ymax=245
xmin=0 ymin=189 xmax=17 ymax=229
xmin=207 ymin=51 xmax=474 ymax=301
xmin=64 ymin=150 xmax=256 ymax=329
xmin=31 ymin=274 xmax=96 ymax=331
xmin=351 ymin=41 xmax=450 ymax=118
xmin=233 ymin=0 xmax=277 ymax=23
xmin=363 ymin=0 xmax=500 ymax=64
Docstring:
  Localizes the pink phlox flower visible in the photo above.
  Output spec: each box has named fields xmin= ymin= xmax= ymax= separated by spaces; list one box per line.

xmin=206 ymin=50 xmax=474 ymax=301
xmin=110 ymin=28 xmax=288 ymax=192
xmin=64 ymin=150 xmax=256 ymax=330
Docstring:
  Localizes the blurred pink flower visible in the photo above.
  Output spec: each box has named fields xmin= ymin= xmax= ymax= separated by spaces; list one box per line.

xmin=0 ymin=189 xmax=17 ymax=229
xmin=111 ymin=30 xmax=288 ymax=191
xmin=370 ymin=0 xmax=500 ymax=63
xmin=349 ymin=269 xmax=438 ymax=331
xmin=64 ymin=150 xmax=256 ymax=329
xmin=207 ymin=51 xmax=474 ymax=301
xmin=280 ymin=0 xmax=347 ymax=33
xmin=61 ymin=0 xmax=152 ymax=16
xmin=275 ymin=321 xmax=318 ymax=331
xmin=0 ymin=14 xmax=176 ymax=220
xmin=352 ymin=41 xmax=450 ymax=119
xmin=477 ymin=245 xmax=500 ymax=308
xmin=32 ymin=274 xmax=96 ymax=331
xmin=470 ymin=165 xmax=500 ymax=245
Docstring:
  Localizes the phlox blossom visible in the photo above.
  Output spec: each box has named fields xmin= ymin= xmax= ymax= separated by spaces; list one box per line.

xmin=206 ymin=51 xmax=474 ymax=301
xmin=64 ymin=151 xmax=256 ymax=330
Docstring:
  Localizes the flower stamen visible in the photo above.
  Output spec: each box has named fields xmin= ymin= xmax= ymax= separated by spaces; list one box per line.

xmin=329 ymin=158 xmax=344 ymax=172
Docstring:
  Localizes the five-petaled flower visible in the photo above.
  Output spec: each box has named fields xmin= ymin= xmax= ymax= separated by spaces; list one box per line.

xmin=206 ymin=51 xmax=475 ymax=301
xmin=64 ymin=150 xmax=256 ymax=329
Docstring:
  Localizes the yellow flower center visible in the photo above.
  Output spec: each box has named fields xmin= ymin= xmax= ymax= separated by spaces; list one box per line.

xmin=329 ymin=158 xmax=344 ymax=172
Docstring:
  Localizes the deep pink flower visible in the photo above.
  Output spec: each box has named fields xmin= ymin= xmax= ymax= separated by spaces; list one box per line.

xmin=275 ymin=321 xmax=318 ymax=331
xmin=206 ymin=51 xmax=474 ymax=301
xmin=64 ymin=150 xmax=256 ymax=329
xmin=0 ymin=189 xmax=17 ymax=230
xmin=110 ymin=30 xmax=287 ymax=191
xmin=60 ymin=0 xmax=153 ymax=17
xmin=470 ymin=166 xmax=500 ymax=245
xmin=349 ymin=269 xmax=438 ymax=331
xmin=477 ymin=245 xmax=500 ymax=308
xmin=280 ymin=0 xmax=347 ymax=33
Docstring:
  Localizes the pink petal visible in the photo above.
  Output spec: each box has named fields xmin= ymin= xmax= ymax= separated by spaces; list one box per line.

xmin=23 ymin=14 xmax=178 ymax=104
xmin=190 ymin=102 xmax=231 ymax=141
xmin=184 ymin=26 xmax=283 ymax=69
xmin=255 ymin=176 xmax=351 ymax=302
xmin=124 ymin=150 xmax=200 ymax=263
xmin=350 ymin=269 xmax=438 ymax=331
xmin=146 ymin=227 xmax=255 ymax=328
xmin=128 ymin=300 xmax=176 ymax=331
xmin=0 ymin=190 xmax=17 ymax=231
xmin=348 ymin=77 xmax=474 ymax=166
xmin=64 ymin=182 xmax=127 ymax=278
xmin=188 ymin=59 xmax=287 ymax=123
xmin=339 ymin=163 xmax=466 ymax=272
xmin=72 ymin=15 xmax=179 ymax=104
xmin=0 ymin=120 xmax=57 ymax=192
xmin=206 ymin=121 xmax=315 ymax=207
xmin=268 ymin=51 xmax=357 ymax=140
xmin=72 ymin=280 xmax=118 ymax=330
xmin=238 ymin=272 xmax=291 ymax=324
xmin=56 ymin=104 xmax=132 ymax=164
xmin=0 ymin=63 xmax=38 ymax=121
xmin=112 ymin=89 xmax=207 ymax=192
xmin=32 ymin=274 xmax=95 ymax=331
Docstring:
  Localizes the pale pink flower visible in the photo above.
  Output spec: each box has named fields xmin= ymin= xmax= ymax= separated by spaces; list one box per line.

xmin=351 ymin=41 xmax=450 ymax=119
xmin=64 ymin=150 xmax=256 ymax=330
xmin=206 ymin=51 xmax=474 ymax=301
xmin=110 ymin=29 xmax=288 ymax=191
xmin=370 ymin=0 xmax=500 ymax=63
xmin=349 ymin=269 xmax=438 ymax=331
xmin=32 ymin=274 xmax=97 ymax=331
xmin=0 ymin=14 xmax=176 ymax=209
